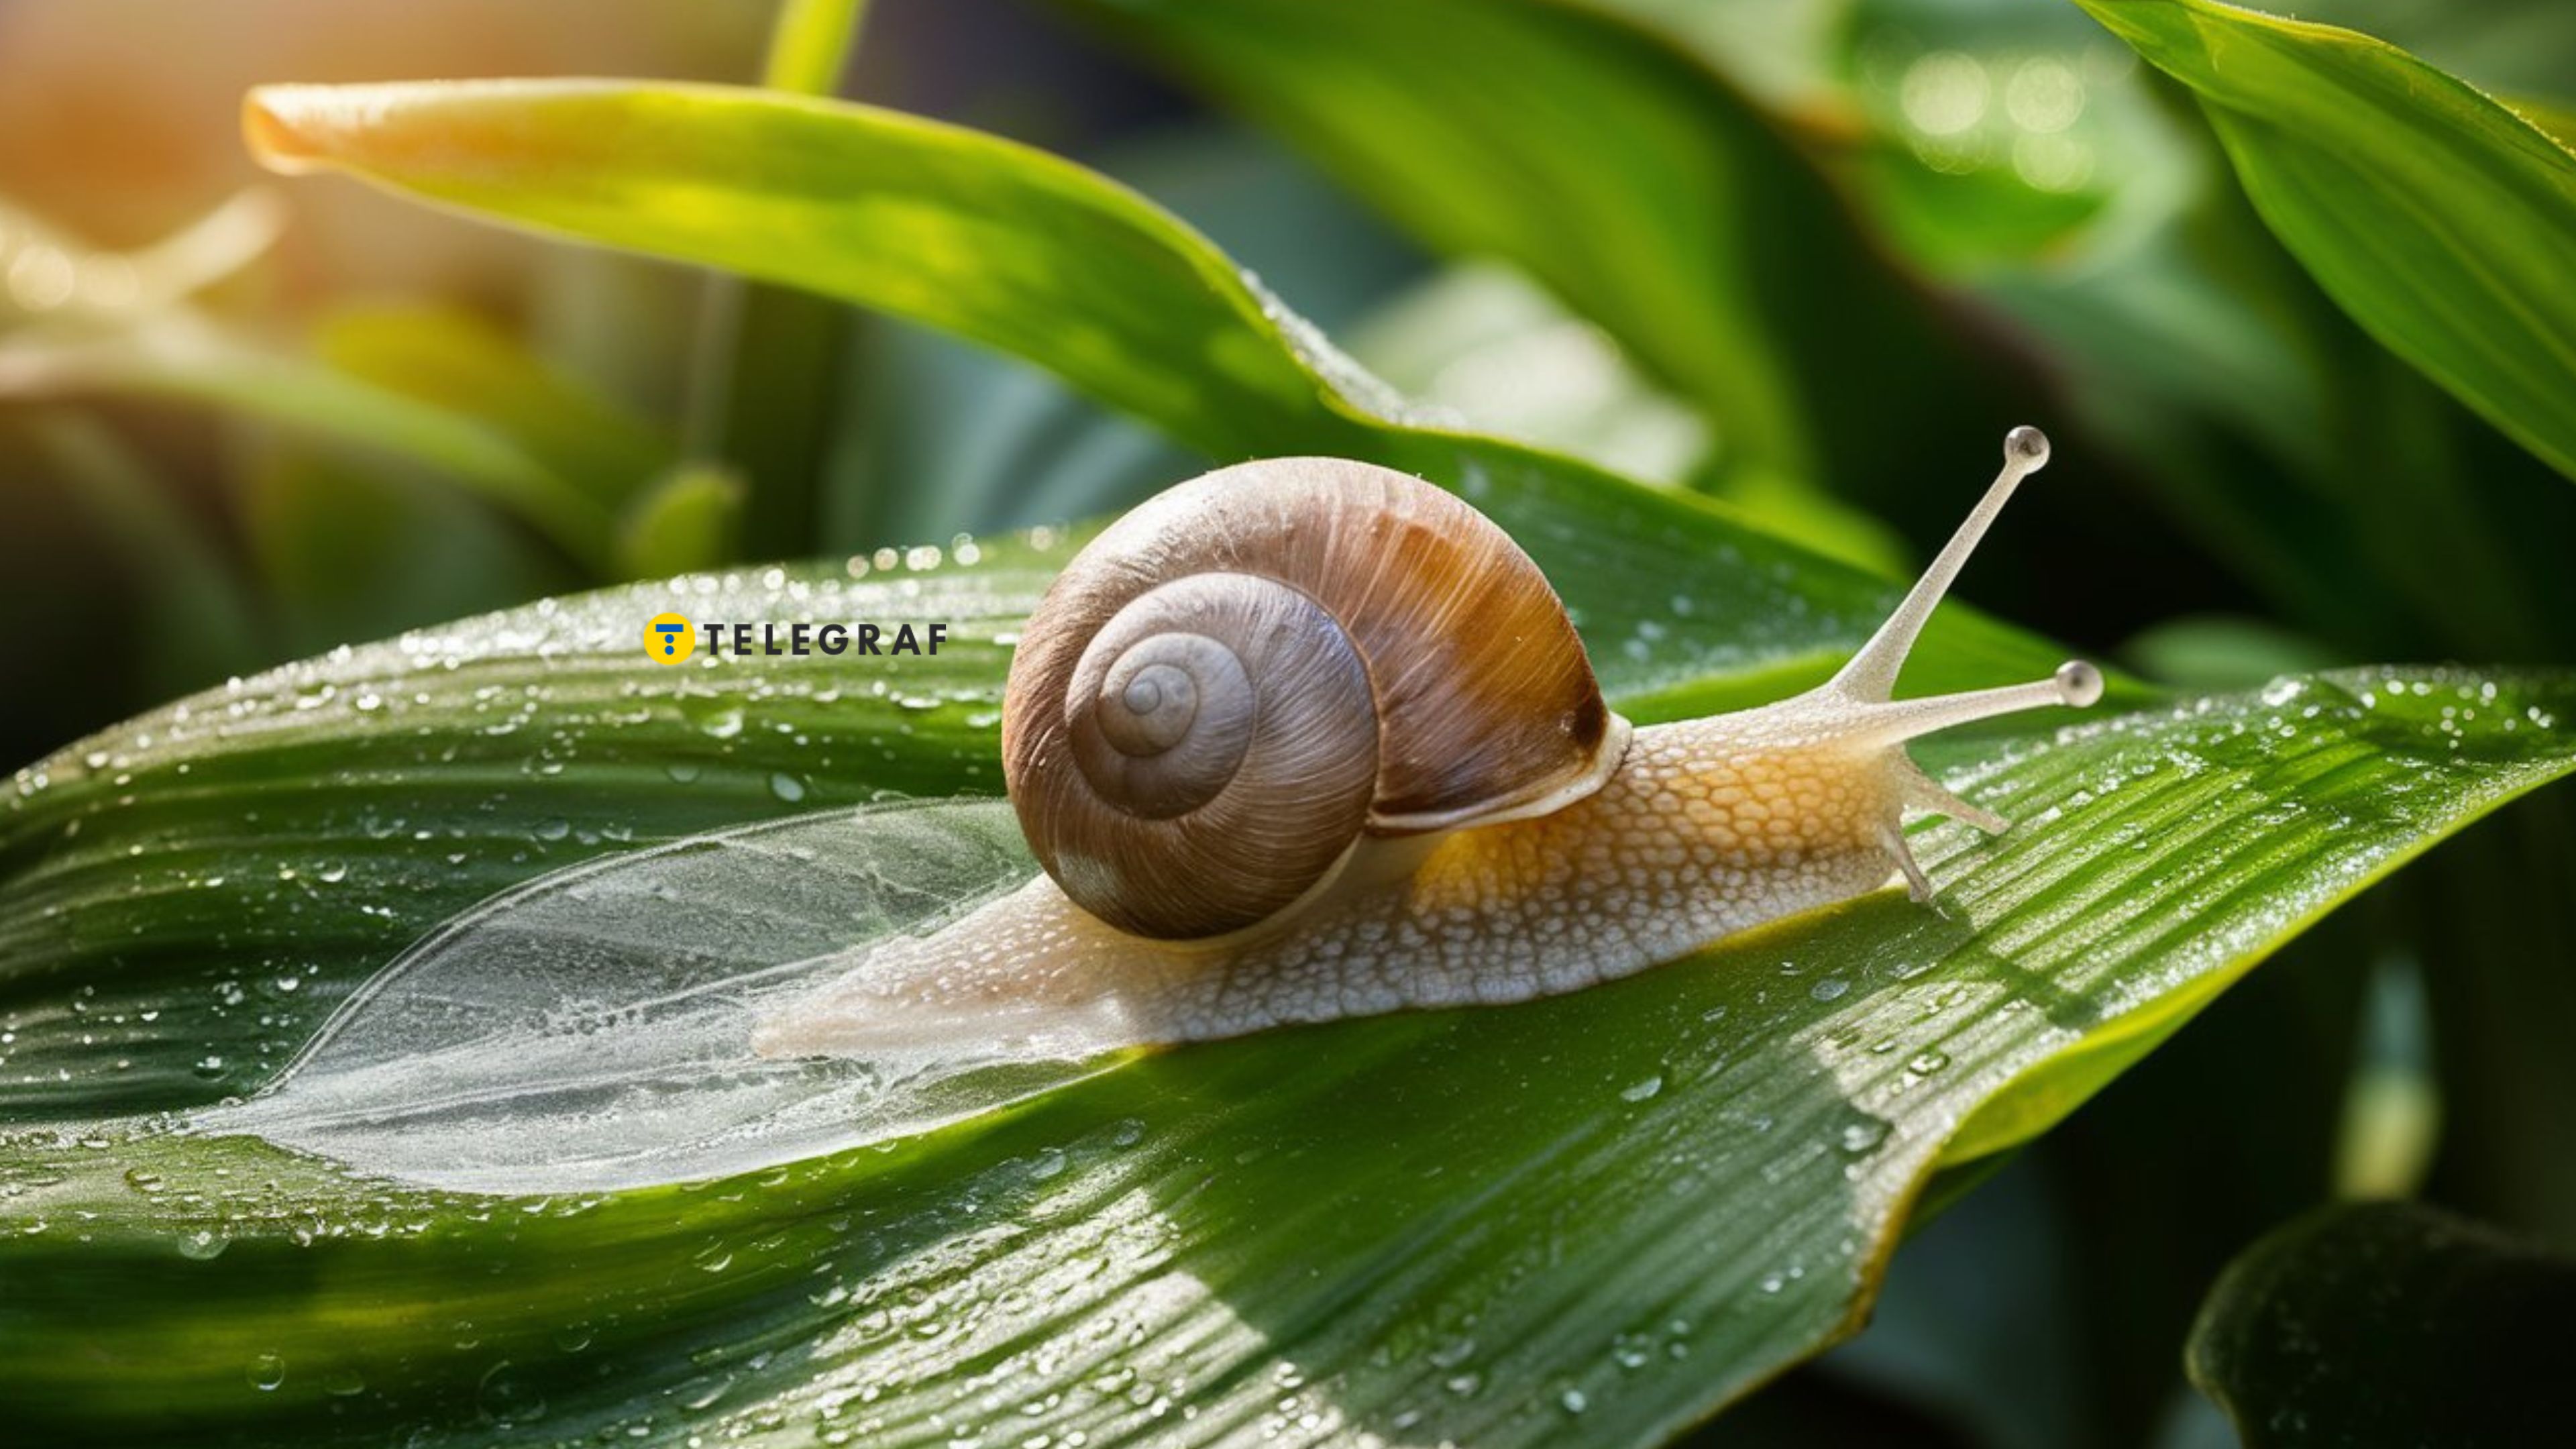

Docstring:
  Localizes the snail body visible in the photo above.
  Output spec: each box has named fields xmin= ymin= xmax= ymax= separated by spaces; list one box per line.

xmin=755 ymin=429 xmax=2097 ymax=1060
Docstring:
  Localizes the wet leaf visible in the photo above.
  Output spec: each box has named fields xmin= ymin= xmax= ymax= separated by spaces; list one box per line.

xmin=3 ymin=668 xmax=2569 ymax=1445
xmin=2072 ymin=0 xmax=2576 ymax=483
xmin=2189 ymin=1199 xmax=2576 ymax=1447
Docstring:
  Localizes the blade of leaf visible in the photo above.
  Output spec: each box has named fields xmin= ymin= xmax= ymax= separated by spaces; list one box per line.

xmin=241 ymin=78 xmax=1387 ymax=464
xmin=2069 ymin=0 xmax=2576 ymax=483
xmin=2187 ymin=1200 xmax=2576 ymax=1447
xmin=1053 ymin=0 xmax=2029 ymax=543
xmin=3 ymin=670 xmax=2569 ymax=1446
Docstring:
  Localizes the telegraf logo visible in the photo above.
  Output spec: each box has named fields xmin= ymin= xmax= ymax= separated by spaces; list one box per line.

xmin=643 ymin=611 xmax=947 ymax=665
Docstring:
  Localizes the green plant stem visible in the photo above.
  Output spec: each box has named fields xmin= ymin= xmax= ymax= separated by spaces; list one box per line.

xmin=679 ymin=0 xmax=873 ymax=558
xmin=765 ymin=0 xmax=872 ymax=95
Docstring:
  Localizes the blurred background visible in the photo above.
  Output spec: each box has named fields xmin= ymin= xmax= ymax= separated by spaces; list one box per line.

xmin=1 ymin=1 xmax=2571 ymax=1444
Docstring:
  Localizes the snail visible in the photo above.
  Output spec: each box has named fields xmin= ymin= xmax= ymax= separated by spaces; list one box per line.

xmin=217 ymin=427 xmax=2098 ymax=1193
xmin=753 ymin=427 xmax=2098 ymax=1061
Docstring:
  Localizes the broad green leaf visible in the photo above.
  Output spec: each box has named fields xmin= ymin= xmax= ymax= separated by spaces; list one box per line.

xmin=241 ymin=79 xmax=1387 ymax=466
xmin=2298 ymin=0 xmax=2576 ymax=108
xmin=225 ymin=77 xmax=2094 ymax=698
xmin=2188 ymin=1200 xmax=2576 ymax=1446
xmin=1054 ymin=0 xmax=2023 ymax=551
xmin=2070 ymin=0 xmax=2576 ymax=484
xmin=3 ymin=668 xmax=2569 ymax=1445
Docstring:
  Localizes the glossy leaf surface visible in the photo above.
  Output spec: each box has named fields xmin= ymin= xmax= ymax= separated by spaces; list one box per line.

xmin=2072 ymin=0 xmax=2576 ymax=483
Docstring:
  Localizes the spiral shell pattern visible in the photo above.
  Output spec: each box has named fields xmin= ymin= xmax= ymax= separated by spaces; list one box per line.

xmin=1003 ymin=457 xmax=1617 ymax=939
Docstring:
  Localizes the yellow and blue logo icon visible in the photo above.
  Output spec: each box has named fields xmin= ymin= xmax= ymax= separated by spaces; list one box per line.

xmin=644 ymin=611 xmax=696 ymax=665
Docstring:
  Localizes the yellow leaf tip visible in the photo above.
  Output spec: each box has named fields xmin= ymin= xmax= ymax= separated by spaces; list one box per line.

xmin=241 ymin=85 xmax=343 ymax=173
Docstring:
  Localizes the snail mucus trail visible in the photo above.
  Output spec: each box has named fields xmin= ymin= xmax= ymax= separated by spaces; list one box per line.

xmin=755 ymin=427 xmax=2098 ymax=1063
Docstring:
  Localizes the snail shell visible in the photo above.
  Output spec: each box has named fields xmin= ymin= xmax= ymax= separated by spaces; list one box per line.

xmin=1001 ymin=457 xmax=1625 ymax=939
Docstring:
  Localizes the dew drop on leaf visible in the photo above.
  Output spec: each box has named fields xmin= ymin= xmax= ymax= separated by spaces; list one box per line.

xmin=245 ymin=1353 xmax=285 ymax=1393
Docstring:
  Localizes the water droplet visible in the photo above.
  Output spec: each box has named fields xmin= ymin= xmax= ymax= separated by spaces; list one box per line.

xmin=769 ymin=773 xmax=808 ymax=804
xmin=1839 ymin=1118 xmax=1890 ymax=1154
xmin=246 ymin=1352 xmax=286 ymax=1392
xmin=678 ymin=1373 xmax=734 ymax=1413
xmin=1560 ymin=1389 xmax=1590 ymax=1415
xmin=1810 ymin=977 xmax=1849 ymax=1002
xmin=1619 ymin=1075 xmax=1664 ymax=1103
xmin=477 ymin=1361 xmax=545 ymax=1426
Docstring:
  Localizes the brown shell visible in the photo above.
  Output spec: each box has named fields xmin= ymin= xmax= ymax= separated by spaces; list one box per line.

xmin=1002 ymin=456 xmax=1618 ymax=939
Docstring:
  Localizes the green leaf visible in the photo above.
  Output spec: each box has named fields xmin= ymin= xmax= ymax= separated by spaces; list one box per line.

xmin=2294 ymin=0 xmax=2576 ymax=109
xmin=2069 ymin=0 xmax=2576 ymax=483
xmin=1599 ymin=0 xmax=2576 ymax=663
xmin=2513 ymin=94 xmax=2576 ymax=150
xmin=1056 ymin=0 xmax=1821 ymax=476
xmin=4 ymin=662 xmax=2570 ymax=1444
xmin=2188 ymin=1200 xmax=2576 ymax=1447
xmin=1053 ymin=0 xmax=2023 ymax=543
xmin=241 ymin=78 xmax=1386 ymax=466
